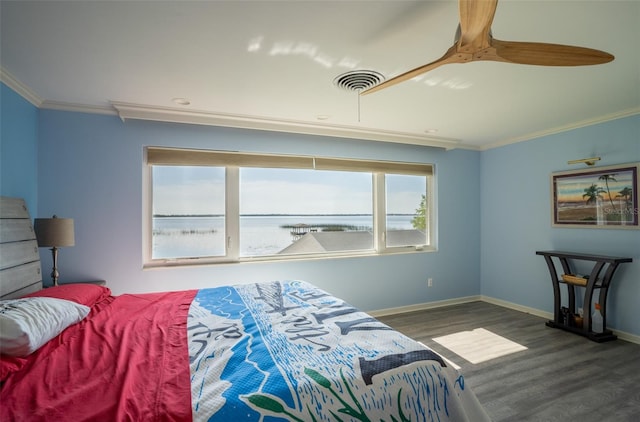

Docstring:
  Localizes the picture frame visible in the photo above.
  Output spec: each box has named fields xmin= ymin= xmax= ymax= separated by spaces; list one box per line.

xmin=551 ymin=162 xmax=639 ymax=229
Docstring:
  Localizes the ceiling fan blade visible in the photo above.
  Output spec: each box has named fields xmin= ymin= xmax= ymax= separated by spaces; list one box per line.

xmin=361 ymin=46 xmax=462 ymax=95
xmin=457 ymin=0 xmax=497 ymax=48
xmin=491 ymin=39 xmax=615 ymax=66
xmin=362 ymin=0 xmax=613 ymax=96
xmin=362 ymin=0 xmax=498 ymax=95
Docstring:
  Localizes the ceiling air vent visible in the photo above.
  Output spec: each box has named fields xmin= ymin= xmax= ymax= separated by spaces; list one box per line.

xmin=333 ymin=70 xmax=385 ymax=92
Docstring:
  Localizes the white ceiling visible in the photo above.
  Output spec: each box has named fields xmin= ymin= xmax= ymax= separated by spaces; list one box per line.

xmin=1 ymin=0 xmax=638 ymax=150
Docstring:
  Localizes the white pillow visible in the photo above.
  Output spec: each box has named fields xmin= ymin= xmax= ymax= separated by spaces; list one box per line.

xmin=0 ymin=297 xmax=90 ymax=357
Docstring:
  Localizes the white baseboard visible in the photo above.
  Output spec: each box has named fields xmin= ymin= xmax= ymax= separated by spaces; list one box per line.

xmin=368 ymin=295 xmax=481 ymax=318
xmin=370 ymin=295 xmax=640 ymax=345
xmin=479 ymin=295 xmax=553 ymax=320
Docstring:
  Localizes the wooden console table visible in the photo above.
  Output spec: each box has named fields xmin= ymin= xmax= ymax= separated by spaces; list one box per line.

xmin=536 ymin=250 xmax=632 ymax=342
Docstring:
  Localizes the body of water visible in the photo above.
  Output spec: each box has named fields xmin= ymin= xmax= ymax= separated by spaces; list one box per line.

xmin=152 ymin=215 xmax=415 ymax=258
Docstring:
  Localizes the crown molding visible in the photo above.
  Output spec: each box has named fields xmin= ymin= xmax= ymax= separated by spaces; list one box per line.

xmin=111 ymin=101 xmax=461 ymax=150
xmin=0 ymin=67 xmax=43 ymax=107
xmin=3 ymin=65 xmax=633 ymax=151
xmin=480 ymin=107 xmax=640 ymax=151
xmin=0 ymin=69 xmax=461 ymax=148
xmin=40 ymin=100 xmax=117 ymax=116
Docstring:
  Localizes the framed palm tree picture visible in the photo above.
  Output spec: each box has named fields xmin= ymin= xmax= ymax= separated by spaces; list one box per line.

xmin=551 ymin=162 xmax=639 ymax=228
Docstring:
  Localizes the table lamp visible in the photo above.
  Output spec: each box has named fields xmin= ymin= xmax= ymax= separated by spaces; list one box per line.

xmin=34 ymin=215 xmax=75 ymax=286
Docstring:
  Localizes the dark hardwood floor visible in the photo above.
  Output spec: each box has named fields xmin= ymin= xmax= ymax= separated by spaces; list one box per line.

xmin=377 ymin=301 xmax=640 ymax=422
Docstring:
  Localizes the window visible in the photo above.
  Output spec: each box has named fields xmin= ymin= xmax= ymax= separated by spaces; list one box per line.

xmin=385 ymin=174 xmax=428 ymax=248
xmin=151 ymin=166 xmax=225 ymax=259
xmin=144 ymin=147 xmax=434 ymax=266
xmin=239 ymin=168 xmax=373 ymax=257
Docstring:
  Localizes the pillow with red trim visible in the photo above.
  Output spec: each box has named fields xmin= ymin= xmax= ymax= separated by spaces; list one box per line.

xmin=24 ymin=284 xmax=111 ymax=308
xmin=0 ymin=297 xmax=90 ymax=356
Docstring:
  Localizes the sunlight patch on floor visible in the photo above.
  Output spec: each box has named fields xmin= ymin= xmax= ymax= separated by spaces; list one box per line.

xmin=432 ymin=328 xmax=527 ymax=364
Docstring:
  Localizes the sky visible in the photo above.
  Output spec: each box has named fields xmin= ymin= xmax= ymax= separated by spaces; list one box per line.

xmin=555 ymin=171 xmax=635 ymax=203
xmin=152 ymin=166 xmax=426 ymax=215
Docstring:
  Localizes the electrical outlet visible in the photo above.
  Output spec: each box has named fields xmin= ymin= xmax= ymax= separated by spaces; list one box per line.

xmin=427 ymin=278 xmax=433 ymax=287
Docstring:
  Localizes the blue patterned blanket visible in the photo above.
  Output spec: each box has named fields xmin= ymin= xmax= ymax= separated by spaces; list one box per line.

xmin=187 ymin=281 xmax=489 ymax=422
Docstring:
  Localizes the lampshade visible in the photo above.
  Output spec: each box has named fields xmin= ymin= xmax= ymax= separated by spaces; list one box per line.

xmin=34 ymin=216 xmax=75 ymax=247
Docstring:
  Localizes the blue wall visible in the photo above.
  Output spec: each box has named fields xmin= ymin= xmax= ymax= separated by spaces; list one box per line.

xmin=0 ymin=83 xmax=38 ymax=212
xmin=3 ymin=82 xmax=638 ymax=337
xmin=36 ymin=110 xmax=481 ymax=312
xmin=481 ymin=115 xmax=640 ymax=336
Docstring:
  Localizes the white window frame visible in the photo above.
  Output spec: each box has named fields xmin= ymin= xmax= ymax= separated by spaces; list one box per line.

xmin=143 ymin=147 xmax=436 ymax=268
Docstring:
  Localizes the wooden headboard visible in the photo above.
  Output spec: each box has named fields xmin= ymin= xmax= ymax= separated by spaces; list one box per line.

xmin=0 ymin=196 xmax=43 ymax=299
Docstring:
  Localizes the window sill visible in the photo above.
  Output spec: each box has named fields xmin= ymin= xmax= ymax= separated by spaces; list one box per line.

xmin=143 ymin=246 xmax=437 ymax=270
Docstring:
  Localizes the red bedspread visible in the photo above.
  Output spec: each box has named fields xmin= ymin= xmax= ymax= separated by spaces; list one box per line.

xmin=1 ymin=290 xmax=197 ymax=421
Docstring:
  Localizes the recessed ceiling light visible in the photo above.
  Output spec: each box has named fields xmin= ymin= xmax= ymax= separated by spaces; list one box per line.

xmin=425 ymin=129 xmax=438 ymax=134
xmin=172 ymin=98 xmax=191 ymax=106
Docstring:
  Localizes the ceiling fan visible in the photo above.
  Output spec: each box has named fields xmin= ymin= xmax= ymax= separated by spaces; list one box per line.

xmin=362 ymin=0 xmax=614 ymax=95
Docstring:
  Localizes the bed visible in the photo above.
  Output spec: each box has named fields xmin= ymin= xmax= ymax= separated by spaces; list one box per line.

xmin=0 ymin=196 xmax=490 ymax=421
